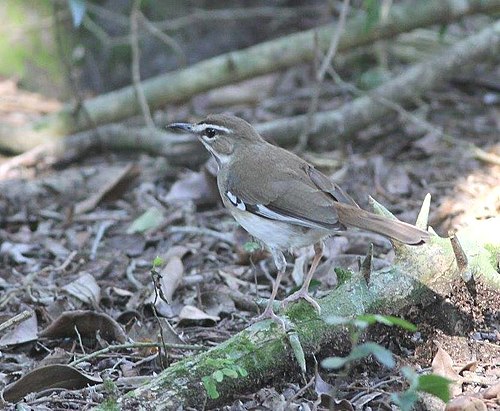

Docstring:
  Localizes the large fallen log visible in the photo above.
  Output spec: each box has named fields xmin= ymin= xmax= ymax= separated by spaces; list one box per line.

xmin=1 ymin=0 xmax=499 ymax=153
xmin=2 ymin=19 xmax=498 ymax=177
xmin=114 ymin=200 xmax=500 ymax=410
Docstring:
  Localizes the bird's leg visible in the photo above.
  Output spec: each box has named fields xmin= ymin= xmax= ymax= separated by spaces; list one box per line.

xmin=253 ymin=250 xmax=287 ymax=329
xmin=281 ymin=242 xmax=323 ymax=314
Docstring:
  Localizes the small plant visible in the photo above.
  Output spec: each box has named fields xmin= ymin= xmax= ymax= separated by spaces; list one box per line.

xmin=321 ymin=314 xmax=452 ymax=408
xmin=392 ymin=367 xmax=453 ymax=411
xmin=321 ymin=314 xmax=414 ymax=370
xmin=201 ymin=357 xmax=248 ymax=399
xmin=243 ymin=241 xmax=261 ymax=253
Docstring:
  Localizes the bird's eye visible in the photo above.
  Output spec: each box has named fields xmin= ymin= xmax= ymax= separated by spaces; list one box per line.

xmin=205 ymin=128 xmax=216 ymax=139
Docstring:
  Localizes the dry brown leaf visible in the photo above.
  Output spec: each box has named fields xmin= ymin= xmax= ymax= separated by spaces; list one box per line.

xmin=482 ymin=382 xmax=500 ymax=400
xmin=432 ymin=341 xmax=463 ymax=397
xmin=157 ymin=256 xmax=184 ymax=304
xmin=39 ymin=310 xmax=127 ymax=343
xmin=164 ymin=245 xmax=190 ymax=260
xmin=2 ymin=364 xmax=102 ymax=403
xmin=61 ymin=272 xmax=101 ymax=306
xmin=178 ymin=305 xmax=219 ymax=325
xmin=458 ymin=361 xmax=478 ymax=375
xmin=164 ymin=170 xmax=216 ymax=205
xmin=74 ymin=163 xmax=138 ymax=214
xmin=445 ymin=395 xmax=487 ymax=411
xmin=200 ymin=285 xmax=236 ymax=317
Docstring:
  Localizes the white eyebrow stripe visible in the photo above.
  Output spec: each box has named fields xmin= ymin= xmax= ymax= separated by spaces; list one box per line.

xmin=191 ymin=123 xmax=232 ymax=133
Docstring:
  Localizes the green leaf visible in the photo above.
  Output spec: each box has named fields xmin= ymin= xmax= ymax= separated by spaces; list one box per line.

xmin=334 ymin=268 xmax=352 ymax=285
xmin=221 ymin=368 xmax=238 ymax=378
xmin=350 ymin=343 xmax=395 ymax=368
xmin=152 ymin=256 xmax=164 ymax=269
xmin=127 ymin=207 xmax=164 ymax=234
xmin=243 ymin=241 xmax=260 ymax=253
xmin=367 ymin=344 xmax=395 ymax=369
xmin=356 ymin=314 xmax=417 ymax=331
xmin=212 ymin=370 xmax=224 ymax=382
xmin=201 ymin=376 xmax=219 ymax=399
xmin=416 ymin=374 xmax=453 ymax=403
xmin=288 ymin=332 xmax=306 ymax=373
xmin=235 ymin=365 xmax=248 ymax=377
xmin=391 ymin=391 xmax=419 ymax=411
xmin=321 ymin=356 xmax=347 ymax=369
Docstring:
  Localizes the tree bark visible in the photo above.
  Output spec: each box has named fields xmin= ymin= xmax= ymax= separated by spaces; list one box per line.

xmin=114 ymin=206 xmax=500 ymax=410
xmin=1 ymin=0 xmax=499 ymax=153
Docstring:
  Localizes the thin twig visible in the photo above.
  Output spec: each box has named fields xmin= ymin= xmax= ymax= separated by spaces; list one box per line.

xmin=473 ymin=146 xmax=500 ymax=166
xmin=295 ymin=0 xmax=350 ymax=152
xmin=139 ymin=12 xmax=187 ymax=67
xmin=53 ymin=2 xmax=102 ymax=137
xmin=55 ymin=250 xmax=78 ymax=272
xmin=74 ymin=325 xmax=86 ymax=355
xmin=0 ymin=310 xmax=33 ymax=333
xmin=130 ymin=0 xmax=155 ymax=129
xmin=69 ymin=341 xmax=205 ymax=367
xmin=126 ymin=259 xmax=143 ymax=290
xmin=150 ymin=265 xmax=169 ymax=370
xmin=90 ymin=220 xmax=114 ymax=260
xmin=285 ymin=375 xmax=316 ymax=409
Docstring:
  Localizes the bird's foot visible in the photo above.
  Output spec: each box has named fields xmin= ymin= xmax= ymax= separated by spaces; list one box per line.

xmin=281 ymin=290 xmax=321 ymax=315
xmin=252 ymin=305 xmax=287 ymax=331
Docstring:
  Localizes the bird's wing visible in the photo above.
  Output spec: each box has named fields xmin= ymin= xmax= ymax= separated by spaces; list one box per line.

xmin=223 ymin=149 xmax=349 ymax=230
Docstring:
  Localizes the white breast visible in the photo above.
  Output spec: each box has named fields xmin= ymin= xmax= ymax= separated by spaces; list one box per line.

xmin=230 ymin=208 xmax=329 ymax=251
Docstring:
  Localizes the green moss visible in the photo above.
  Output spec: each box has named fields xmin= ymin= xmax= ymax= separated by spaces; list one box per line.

xmin=335 ymin=267 xmax=353 ymax=285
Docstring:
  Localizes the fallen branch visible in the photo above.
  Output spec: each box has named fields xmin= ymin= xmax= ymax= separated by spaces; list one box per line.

xmin=114 ymin=200 xmax=500 ymax=409
xmin=2 ymin=19 xmax=498 ymax=176
xmin=257 ymin=19 xmax=500 ymax=147
xmin=1 ymin=0 xmax=499 ymax=153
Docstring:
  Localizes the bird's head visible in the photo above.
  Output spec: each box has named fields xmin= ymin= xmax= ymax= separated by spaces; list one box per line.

xmin=168 ymin=114 xmax=263 ymax=165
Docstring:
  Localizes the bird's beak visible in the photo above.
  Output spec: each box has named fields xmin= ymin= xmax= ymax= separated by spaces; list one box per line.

xmin=167 ymin=122 xmax=195 ymax=133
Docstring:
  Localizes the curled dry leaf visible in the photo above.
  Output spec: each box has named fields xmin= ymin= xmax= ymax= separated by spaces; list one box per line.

xmin=61 ymin=272 xmax=101 ymax=306
xmin=178 ymin=305 xmax=220 ymax=325
xmin=2 ymin=364 xmax=102 ymax=403
xmin=39 ymin=310 xmax=127 ymax=343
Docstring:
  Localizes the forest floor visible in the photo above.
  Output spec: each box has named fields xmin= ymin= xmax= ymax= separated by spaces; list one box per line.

xmin=0 ymin=61 xmax=499 ymax=409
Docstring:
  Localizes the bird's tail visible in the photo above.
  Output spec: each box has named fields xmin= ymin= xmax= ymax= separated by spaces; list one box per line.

xmin=334 ymin=202 xmax=429 ymax=245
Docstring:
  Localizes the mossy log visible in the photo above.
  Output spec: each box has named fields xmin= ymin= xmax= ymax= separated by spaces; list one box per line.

xmin=115 ymin=204 xmax=500 ymax=410
xmin=1 ymin=0 xmax=500 ymax=153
